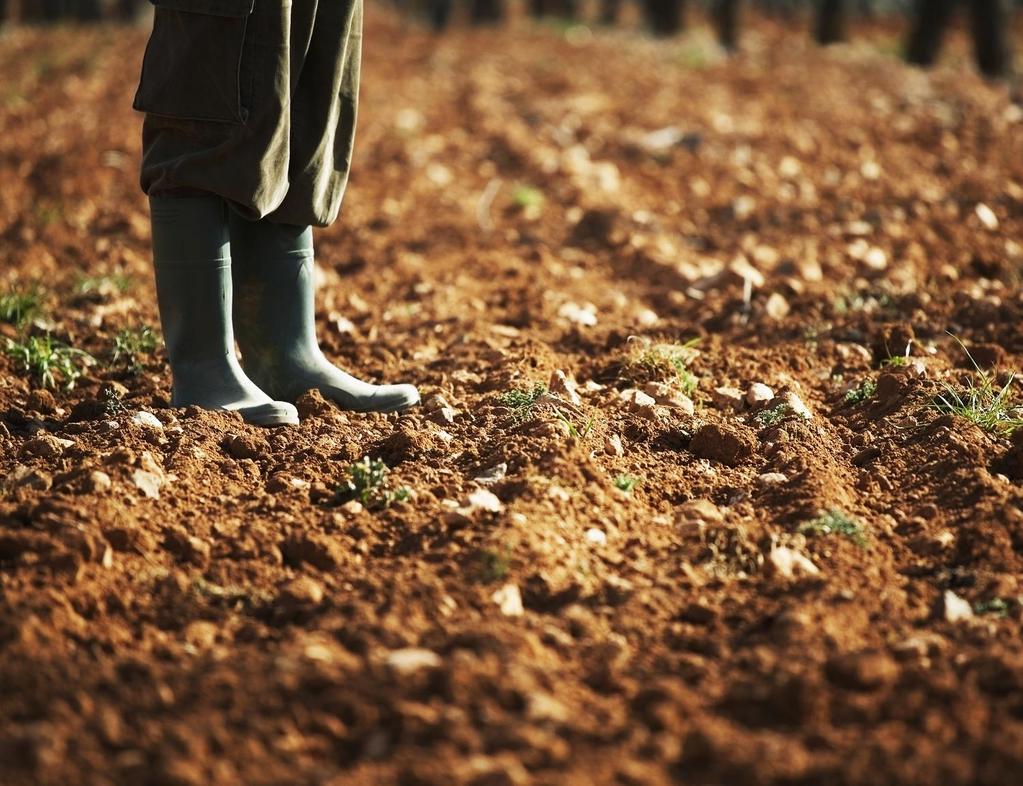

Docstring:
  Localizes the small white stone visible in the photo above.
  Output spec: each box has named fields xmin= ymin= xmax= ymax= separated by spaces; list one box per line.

xmin=778 ymin=156 xmax=801 ymax=178
xmin=768 ymin=545 xmax=820 ymax=579
xmin=132 ymin=469 xmax=163 ymax=499
xmin=131 ymin=411 xmax=163 ymax=430
xmin=491 ymin=583 xmax=524 ymax=616
xmin=711 ymin=386 xmax=744 ymax=410
xmin=860 ymin=161 xmax=882 ymax=180
xmin=863 ymin=246 xmax=888 ymax=271
xmin=781 ymin=392 xmax=812 ymax=419
xmin=757 ymin=472 xmax=788 ymax=486
xmin=87 ymin=470 xmax=113 ymax=493
xmin=557 ymin=301 xmax=598 ymax=327
xmin=386 ymin=648 xmax=442 ymax=675
xmin=975 ymin=203 xmax=999 ymax=231
xmin=643 ymin=382 xmax=694 ymax=414
xmin=585 ymin=528 xmax=607 ymax=545
xmin=764 ymin=292 xmax=790 ymax=321
xmin=746 ymin=383 xmax=774 ymax=405
xmin=942 ymin=590 xmax=974 ymax=623
xmin=549 ymin=369 xmax=583 ymax=406
xmin=604 ymin=433 xmax=624 ymax=457
xmin=466 ymin=488 xmax=503 ymax=512
xmin=473 ymin=463 xmax=508 ymax=485
xmin=635 ymin=308 xmax=659 ymax=326
xmin=620 ymin=388 xmax=657 ymax=408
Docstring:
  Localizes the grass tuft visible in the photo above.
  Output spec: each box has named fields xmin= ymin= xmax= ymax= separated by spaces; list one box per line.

xmin=799 ymin=509 xmax=868 ymax=547
xmin=110 ymin=325 xmax=157 ymax=373
xmin=627 ymin=337 xmax=700 ymax=394
xmin=931 ymin=336 xmax=1023 ymax=435
xmin=0 ymin=286 xmax=44 ymax=328
xmin=4 ymin=335 xmax=93 ymax=389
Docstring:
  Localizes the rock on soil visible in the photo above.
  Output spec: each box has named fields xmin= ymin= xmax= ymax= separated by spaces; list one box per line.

xmin=746 ymin=383 xmax=774 ymax=406
xmin=768 ymin=544 xmax=820 ymax=579
xmin=941 ymin=590 xmax=975 ymax=623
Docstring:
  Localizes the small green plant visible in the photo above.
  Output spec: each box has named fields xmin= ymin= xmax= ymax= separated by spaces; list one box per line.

xmin=973 ymin=597 xmax=1015 ymax=618
xmin=881 ymin=355 xmax=908 ymax=368
xmin=338 ymin=456 xmax=410 ymax=509
xmin=628 ymin=338 xmax=701 ymax=393
xmin=754 ymin=403 xmax=791 ymax=428
xmin=512 ymin=185 xmax=545 ymax=210
xmin=499 ymin=384 xmax=547 ymax=420
xmin=930 ymin=336 xmax=1023 ymax=435
xmin=844 ymin=379 xmax=877 ymax=405
xmin=880 ymin=339 xmax=913 ymax=369
xmin=614 ymin=474 xmax=639 ymax=493
xmin=553 ymin=408 xmax=595 ymax=440
xmin=676 ymin=43 xmax=711 ymax=70
xmin=472 ymin=548 xmax=511 ymax=584
xmin=110 ymin=325 xmax=157 ymax=372
xmin=0 ymin=287 xmax=43 ymax=327
xmin=799 ymin=509 xmax=869 ymax=547
xmin=4 ymin=335 xmax=93 ymax=390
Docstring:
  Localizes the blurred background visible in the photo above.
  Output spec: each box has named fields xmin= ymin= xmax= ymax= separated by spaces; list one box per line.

xmin=0 ymin=0 xmax=1018 ymax=80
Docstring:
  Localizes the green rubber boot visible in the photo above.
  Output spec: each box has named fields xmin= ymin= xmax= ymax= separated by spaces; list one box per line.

xmin=150 ymin=196 xmax=299 ymax=427
xmin=229 ymin=215 xmax=420 ymax=413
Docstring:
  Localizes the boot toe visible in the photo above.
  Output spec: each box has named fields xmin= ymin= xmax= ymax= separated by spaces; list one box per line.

xmin=237 ymin=401 xmax=300 ymax=427
xmin=376 ymin=384 xmax=421 ymax=413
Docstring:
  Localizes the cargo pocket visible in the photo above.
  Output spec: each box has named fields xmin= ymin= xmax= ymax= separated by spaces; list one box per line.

xmin=133 ymin=0 xmax=257 ymax=124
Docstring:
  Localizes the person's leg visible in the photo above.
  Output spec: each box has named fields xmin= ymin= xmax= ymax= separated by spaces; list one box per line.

xmin=905 ymin=0 xmax=958 ymax=68
xmin=968 ymin=0 xmax=1013 ymax=79
xmin=229 ymin=214 xmax=420 ymax=412
xmin=150 ymin=195 xmax=299 ymax=426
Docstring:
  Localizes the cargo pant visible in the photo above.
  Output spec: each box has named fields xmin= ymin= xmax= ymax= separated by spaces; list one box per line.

xmin=133 ymin=0 xmax=362 ymax=227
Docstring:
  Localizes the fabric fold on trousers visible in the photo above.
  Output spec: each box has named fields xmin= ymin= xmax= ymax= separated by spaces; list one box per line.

xmin=135 ymin=0 xmax=363 ymax=227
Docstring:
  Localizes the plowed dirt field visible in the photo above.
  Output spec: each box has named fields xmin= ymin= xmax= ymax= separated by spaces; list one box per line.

xmin=2 ymin=8 xmax=1023 ymax=786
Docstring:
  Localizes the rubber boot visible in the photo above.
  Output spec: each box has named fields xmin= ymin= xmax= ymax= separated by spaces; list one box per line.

xmin=150 ymin=196 xmax=299 ymax=427
xmin=229 ymin=215 xmax=421 ymax=413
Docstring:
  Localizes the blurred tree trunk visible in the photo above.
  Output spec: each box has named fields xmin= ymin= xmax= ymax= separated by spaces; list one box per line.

xmin=644 ymin=0 xmax=685 ymax=35
xmin=969 ymin=0 xmax=1012 ymax=77
xmin=905 ymin=0 xmax=957 ymax=66
xmin=815 ymin=0 xmax=848 ymax=44
xmin=713 ymin=0 xmax=741 ymax=51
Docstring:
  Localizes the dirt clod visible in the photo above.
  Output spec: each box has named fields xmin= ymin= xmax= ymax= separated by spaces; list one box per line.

xmin=689 ymin=422 xmax=756 ymax=466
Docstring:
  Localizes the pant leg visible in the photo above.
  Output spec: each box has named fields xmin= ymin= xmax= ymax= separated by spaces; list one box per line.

xmin=266 ymin=0 xmax=363 ymax=227
xmin=137 ymin=1 xmax=299 ymax=221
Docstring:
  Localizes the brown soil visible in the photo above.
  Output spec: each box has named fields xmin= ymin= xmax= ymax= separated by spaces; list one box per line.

xmin=3 ymin=10 xmax=1023 ymax=786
